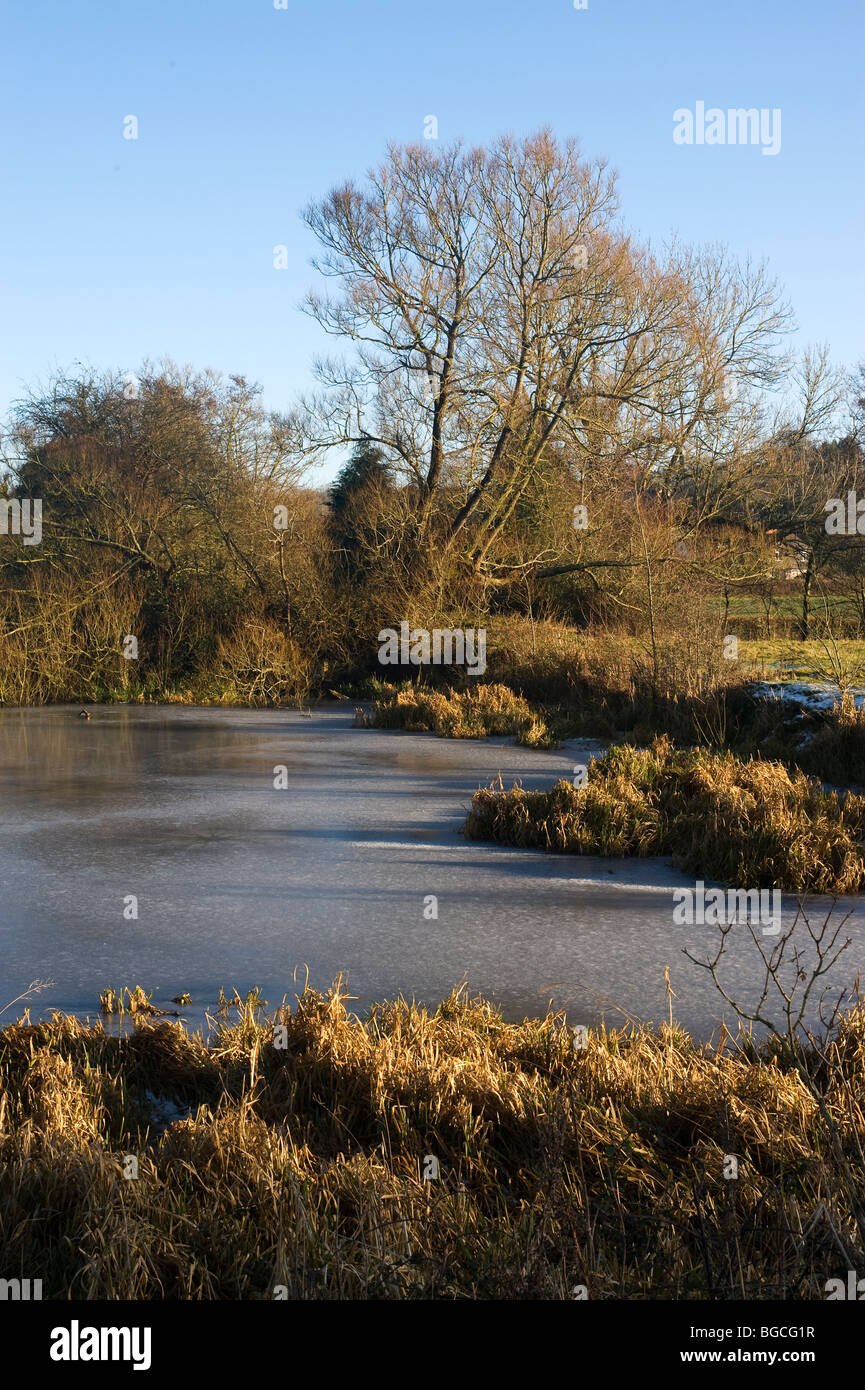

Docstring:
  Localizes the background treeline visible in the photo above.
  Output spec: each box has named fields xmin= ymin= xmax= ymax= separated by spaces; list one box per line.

xmin=1 ymin=131 xmax=863 ymax=708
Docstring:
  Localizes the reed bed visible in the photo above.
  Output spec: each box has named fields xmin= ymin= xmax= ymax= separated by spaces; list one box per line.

xmin=795 ymin=695 xmax=865 ymax=787
xmin=356 ymin=682 xmax=555 ymax=746
xmin=1 ymin=985 xmax=863 ymax=1299
xmin=465 ymin=737 xmax=865 ymax=893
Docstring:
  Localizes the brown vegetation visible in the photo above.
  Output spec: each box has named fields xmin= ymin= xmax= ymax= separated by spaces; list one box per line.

xmin=465 ymin=737 xmax=865 ymax=893
xmin=356 ymin=681 xmax=554 ymax=746
xmin=0 ymin=982 xmax=863 ymax=1299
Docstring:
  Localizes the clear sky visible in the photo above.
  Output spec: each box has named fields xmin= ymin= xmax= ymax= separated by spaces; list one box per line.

xmin=1 ymin=0 xmax=862 ymax=475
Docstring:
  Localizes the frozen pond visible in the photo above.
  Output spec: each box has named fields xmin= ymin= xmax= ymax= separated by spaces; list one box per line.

xmin=0 ymin=704 xmax=862 ymax=1039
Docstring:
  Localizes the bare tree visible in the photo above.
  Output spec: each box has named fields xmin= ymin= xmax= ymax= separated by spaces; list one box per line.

xmin=299 ymin=131 xmax=799 ymax=596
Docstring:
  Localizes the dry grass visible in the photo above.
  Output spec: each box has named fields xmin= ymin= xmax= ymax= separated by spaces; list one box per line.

xmin=355 ymin=681 xmax=555 ymax=747
xmin=465 ymin=736 xmax=865 ymax=893
xmin=1 ymin=984 xmax=864 ymax=1299
xmin=796 ymin=696 xmax=865 ymax=787
xmin=352 ymin=620 xmax=865 ymax=788
xmin=352 ymin=621 xmax=788 ymax=756
xmin=98 ymin=985 xmax=182 ymax=1018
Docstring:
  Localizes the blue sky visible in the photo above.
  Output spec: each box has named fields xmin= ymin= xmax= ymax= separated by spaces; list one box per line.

xmin=1 ymin=0 xmax=862 ymax=475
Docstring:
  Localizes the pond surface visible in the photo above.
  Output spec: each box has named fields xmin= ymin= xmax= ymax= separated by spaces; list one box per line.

xmin=0 ymin=704 xmax=862 ymax=1039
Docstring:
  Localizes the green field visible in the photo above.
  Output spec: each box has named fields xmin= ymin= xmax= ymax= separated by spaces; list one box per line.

xmin=738 ymin=639 xmax=865 ymax=682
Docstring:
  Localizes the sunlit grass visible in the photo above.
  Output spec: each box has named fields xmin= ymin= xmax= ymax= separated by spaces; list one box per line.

xmin=0 ymin=983 xmax=862 ymax=1299
xmin=466 ymin=736 xmax=865 ymax=892
xmin=739 ymin=639 xmax=865 ymax=682
xmin=355 ymin=681 xmax=557 ymax=747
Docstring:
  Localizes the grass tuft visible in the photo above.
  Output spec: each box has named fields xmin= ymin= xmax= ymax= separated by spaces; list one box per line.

xmin=465 ymin=736 xmax=865 ymax=893
xmin=356 ymin=681 xmax=557 ymax=746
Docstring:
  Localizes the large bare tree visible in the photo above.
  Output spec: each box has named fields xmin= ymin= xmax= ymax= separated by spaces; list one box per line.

xmin=299 ymin=129 xmax=799 ymax=584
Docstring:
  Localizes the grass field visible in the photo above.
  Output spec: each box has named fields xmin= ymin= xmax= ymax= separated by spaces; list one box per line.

xmin=738 ymin=640 xmax=865 ymax=683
